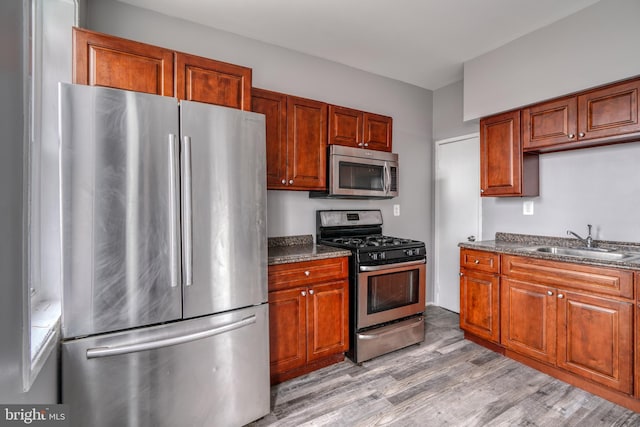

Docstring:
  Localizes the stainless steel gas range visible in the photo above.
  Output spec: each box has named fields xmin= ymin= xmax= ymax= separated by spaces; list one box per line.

xmin=316 ymin=210 xmax=427 ymax=363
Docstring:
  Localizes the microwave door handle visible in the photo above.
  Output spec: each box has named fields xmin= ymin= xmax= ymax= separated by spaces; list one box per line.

xmin=384 ymin=162 xmax=391 ymax=195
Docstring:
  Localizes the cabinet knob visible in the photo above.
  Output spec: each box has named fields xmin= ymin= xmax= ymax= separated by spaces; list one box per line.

xmin=547 ymin=291 xmax=553 ymax=296
xmin=568 ymin=133 xmax=575 ymax=139
xmin=304 ymin=271 xmax=310 ymax=277
xmin=578 ymin=132 xmax=585 ymax=138
xmin=289 ymin=179 xmax=294 ymax=185
xmin=364 ymin=143 xmax=369 ymax=147
xmin=558 ymin=293 xmax=564 ymax=299
xmin=301 ymin=291 xmax=306 ymax=297
xmin=309 ymin=289 xmax=314 ymax=295
xmin=459 ymin=272 xmax=464 ymax=277
xmin=480 ymin=189 xmax=485 ymax=194
xmin=474 ymin=259 xmax=480 ymax=264
xmin=281 ymin=179 xmax=286 ymax=184
xmin=358 ymin=142 xmax=364 ymax=147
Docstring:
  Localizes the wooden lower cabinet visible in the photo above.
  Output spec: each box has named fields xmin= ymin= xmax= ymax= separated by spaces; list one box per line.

xmin=459 ymin=249 xmax=500 ymax=343
xmin=501 ymin=278 xmax=557 ymax=365
xmin=557 ymin=290 xmax=632 ymax=393
xmin=461 ymin=249 xmax=639 ymax=410
xmin=268 ymin=257 xmax=349 ymax=384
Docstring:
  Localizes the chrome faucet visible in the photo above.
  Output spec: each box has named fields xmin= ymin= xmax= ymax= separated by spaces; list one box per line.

xmin=567 ymin=224 xmax=594 ymax=248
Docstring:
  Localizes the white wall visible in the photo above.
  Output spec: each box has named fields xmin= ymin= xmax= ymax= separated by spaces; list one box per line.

xmin=84 ymin=0 xmax=435 ymax=297
xmin=0 ymin=0 xmax=58 ymax=403
xmin=483 ymin=144 xmax=640 ymax=242
xmin=455 ymin=0 xmax=640 ymax=244
xmin=433 ymin=80 xmax=478 ymax=142
xmin=464 ymin=0 xmax=640 ymax=120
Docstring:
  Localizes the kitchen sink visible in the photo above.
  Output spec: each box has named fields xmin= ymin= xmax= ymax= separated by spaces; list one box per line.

xmin=518 ymin=246 xmax=640 ymax=261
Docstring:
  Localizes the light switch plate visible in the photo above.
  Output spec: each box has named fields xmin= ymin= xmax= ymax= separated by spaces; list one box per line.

xmin=393 ymin=204 xmax=400 ymax=216
xmin=523 ymin=200 xmax=534 ymax=215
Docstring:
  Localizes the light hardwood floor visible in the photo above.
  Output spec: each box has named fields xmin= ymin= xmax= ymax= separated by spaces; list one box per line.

xmin=248 ymin=306 xmax=640 ymax=427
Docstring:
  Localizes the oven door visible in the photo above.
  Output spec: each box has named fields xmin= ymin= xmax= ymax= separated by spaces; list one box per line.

xmin=357 ymin=259 xmax=426 ymax=329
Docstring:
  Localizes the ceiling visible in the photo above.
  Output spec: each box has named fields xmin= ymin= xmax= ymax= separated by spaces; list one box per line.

xmin=117 ymin=0 xmax=601 ymax=91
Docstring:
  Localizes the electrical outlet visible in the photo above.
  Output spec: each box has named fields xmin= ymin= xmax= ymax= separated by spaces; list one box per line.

xmin=393 ymin=204 xmax=400 ymax=216
xmin=523 ymin=200 xmax=534 ymax=216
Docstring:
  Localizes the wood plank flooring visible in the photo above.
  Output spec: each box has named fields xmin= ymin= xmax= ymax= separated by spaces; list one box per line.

xmin=248 ymin=306 xmax=640 ymax=427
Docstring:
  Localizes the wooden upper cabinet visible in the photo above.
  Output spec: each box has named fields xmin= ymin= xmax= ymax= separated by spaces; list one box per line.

xmin=73 ymin=27 xmax=252 ymax=110
xmin=328 ymin=105 xmax=392 ymax=152
xmin=328 ymin=105 xmax=363 ymax=148
xmin=363 ymin=112 xmax=393 ymax=151
xmin=73 ymin=27 xmax=174 ymax=96
xmin=175 ymin=52 xmax=251 ymax=110
xmin=523 ymin=96 xmax=578 ymax=150
xmin=252 ymin=90 xmax=328 ymax=190
xmin=480 ymin=110 xmax=539 ymax=197
xmin=578 ymin=79 xmax=640 ymax=141
xmin=286 ymin=96 xmax=327 ymax=190
xmin=522 ymin=77 xmax=640 ymax=153
xmin=252 ymin=88 xmax=287 ymax=188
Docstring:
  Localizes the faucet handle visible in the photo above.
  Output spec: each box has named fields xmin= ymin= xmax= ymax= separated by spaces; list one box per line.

xmin=587 ymin=224 xmax=592 ymax=236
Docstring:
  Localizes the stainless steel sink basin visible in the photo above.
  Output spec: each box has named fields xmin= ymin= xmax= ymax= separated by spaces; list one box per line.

xmin=519 ymin=246 xmax=640 ymax=261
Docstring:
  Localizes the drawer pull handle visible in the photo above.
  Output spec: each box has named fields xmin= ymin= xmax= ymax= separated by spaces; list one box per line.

xmin=304 ymin=271 xmax=310 ymax=276
xmin=474 ymin=260 xmax=480 ymax=264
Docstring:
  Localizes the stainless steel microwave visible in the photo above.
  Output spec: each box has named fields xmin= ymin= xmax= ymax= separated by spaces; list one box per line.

xmin=310 ymin=145 xmax=398 ymax=199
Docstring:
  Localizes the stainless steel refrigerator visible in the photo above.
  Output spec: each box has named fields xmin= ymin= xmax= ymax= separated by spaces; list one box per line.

xmin=58 ymin=83 xmax=269 ymax=427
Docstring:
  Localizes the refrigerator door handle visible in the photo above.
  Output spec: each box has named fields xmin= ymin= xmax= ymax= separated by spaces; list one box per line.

xmin=182 ymin=135 xmax=193 ymax=287
xmin=86 ymin=315 xmax=257 ymax=359
xmin=168 ymin=134 xmax=180 ymax=288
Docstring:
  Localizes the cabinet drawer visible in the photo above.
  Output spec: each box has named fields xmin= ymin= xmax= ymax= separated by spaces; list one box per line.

xmin=502 ymin=255 xmax=633 ymax=299
xmin=268 ymin=257 xmax=349 ymax=291
xmin=460 ymin=249 xmax=500 ymax=274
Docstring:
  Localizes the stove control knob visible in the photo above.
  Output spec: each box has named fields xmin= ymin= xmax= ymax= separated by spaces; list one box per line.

xmin=368 ymin=253 xmax=378 ymax=260
xmin=379 ymin=252 xmax=386 ymax=260
xmin=404 ymin=249 xmax=414 ymax=256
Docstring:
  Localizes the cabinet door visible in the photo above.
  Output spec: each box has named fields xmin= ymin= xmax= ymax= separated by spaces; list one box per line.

xmin=175 ymin=52 xmax=251 ymax=110
xmin=72 ymin=27 xmax=174 ymax=96
xmin=286 ymin=96 xmax=328 ymax=190
xmin=328 ymin=105 xmax=363 ymax=149
xmin=578 ymin=79 xmax=640 ymax=141
xmin=480 ymin=110 xmax=538 ymax=196
xmin=268 ymin=288 xmax=307 ymax=376
xmin=522 ymin=96 xmax=578 ymax=150
xmin=501 ymin=278 xmax=556 ymax=364
xmin=306 ymin=280 xmax=349 ymax=362
xmin=459 ymin=269 xmax=500 ymax=343
xmin=252 ymin=88 xmax=288 ymax=189
xmin=636 ymin=272 xmax=640 ymax=398
xmin=363 ymin=113 xmax=393 ymax=152
xmin=557 ymin=291 xmax=633 ymax=394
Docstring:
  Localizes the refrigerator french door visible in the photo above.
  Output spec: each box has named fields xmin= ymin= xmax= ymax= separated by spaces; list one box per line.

xmin=58 ymin=83 xmax=269 ymax=427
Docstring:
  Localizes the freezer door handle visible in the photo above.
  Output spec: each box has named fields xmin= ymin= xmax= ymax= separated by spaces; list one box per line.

xmin=182 ymin=135 xmax=193 ymax=287
xmin=168 ymin=134 xmax=180 ymax=288
xmin=85 ymin=315 xmax=257 ymax=359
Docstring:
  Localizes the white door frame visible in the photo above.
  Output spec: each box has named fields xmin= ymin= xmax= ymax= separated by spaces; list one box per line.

xmin=434 ymin=133 xmax=482 ymax=309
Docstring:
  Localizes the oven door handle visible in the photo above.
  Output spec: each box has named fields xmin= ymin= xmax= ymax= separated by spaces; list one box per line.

xmin=357 ymin=316 xmax=424 ymax=340
xmin=359 ymin=259 xmax=425 ymax=272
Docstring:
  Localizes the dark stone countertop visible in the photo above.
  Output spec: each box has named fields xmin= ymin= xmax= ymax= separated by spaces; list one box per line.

xmin=268 ymin=235 xmax=351 ymax=266
xmin=459 ymin=232 xmax=640 ymax=271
